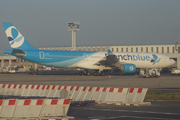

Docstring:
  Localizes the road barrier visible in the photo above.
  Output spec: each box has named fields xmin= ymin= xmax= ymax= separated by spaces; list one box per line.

xmin=26 ymin=99 xmax=44 ymax=118
xmin=15 ymin=84 xmax=26 ymax=96
xmin=0 ymin=99 xmax=71 ymax=119
xmin=78 ymin=86 xmax=89 ymax=101
xmin=0 ymin=99 xmax=17 ymax=117
xmin=13 ymin=99 xmax=31 ymax=117
xmin=71 ymin=86 xmax=83 ymax=101
xmin=91 ymin=87 xmax=103 ymax=102
xmin=0 ymin=84 xmax=149 ymax=106
xmin=102 ymin=87 xmax=117 ymax=104
xmin=47 ymin=85 xmax=57 ymax=97
xmin=123 ymin=88 xmax=139 ymax=105
xmin=133 ymin=88 xmax=148 ymax=104
xmin=54 ymin=86 xmax=63 ymax=98
xmin=113 ymin=88 xmax=129 ymax=105
xmin=0 ymin=116 xmax=75 ymax=120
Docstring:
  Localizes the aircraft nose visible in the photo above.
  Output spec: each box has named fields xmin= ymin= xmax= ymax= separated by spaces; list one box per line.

xmin=171 ymin=59 xmax=175 ymax=65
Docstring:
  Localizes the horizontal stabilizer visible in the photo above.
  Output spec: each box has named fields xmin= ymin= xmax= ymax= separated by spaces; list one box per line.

xmin=11 ymin=49 xmax=26 ymax=57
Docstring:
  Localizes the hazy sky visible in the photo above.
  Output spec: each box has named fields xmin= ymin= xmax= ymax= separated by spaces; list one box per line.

xmin=0 ymin=0 xmax=180 ymax=55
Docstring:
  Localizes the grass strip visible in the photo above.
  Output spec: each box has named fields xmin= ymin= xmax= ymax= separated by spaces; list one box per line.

xmin=145 ymin=90 xmax=180 ymax=100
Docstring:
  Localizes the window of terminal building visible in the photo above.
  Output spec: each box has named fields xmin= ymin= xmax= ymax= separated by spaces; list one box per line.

xmin=112 ymin=48 xmax=114 ymax=52
xmin=121 ymin=48 xmax=123 ymax=52
xmin=162 ymin=47 xmax=164 ymax=53
xmin=131 ymin=47 xmax=133 ymax=52
xmin=98 ymin=48 xmax=100 ymax=51
xmin=136 ymin=47 xmax=138 ymax=52
xmin=126 ymin=48 xmax=128 ymax=52
xmin=151 ymin=47 xmax=153 ymax=52
xmin=117 ymin=48 xmax=118 ymax=52
xmin=178 ymin=47 xmax=180 ymax=53
xmin=146 ymin=47 xmax=148 ymax=52
xmin=173 ymin=47 xmax=175 ymax=53
xmin=167 ymin=47 xmax=169 ymax=53
xmin=103 ymin=48 xmax=105 ymax=51
xmin=141 ymin=47 xmax=143 ymax=52
xmin=156 ymin=47 xmax=159 ymax=53
xmin=93 ymin=48 xmax=95 ymax=51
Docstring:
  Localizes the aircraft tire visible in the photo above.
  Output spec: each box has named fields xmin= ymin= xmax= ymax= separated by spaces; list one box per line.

xmin=87 ymin=72 xmax=90 ymax=76
xmin=96 ymin=72 xmax=100 ymax=76
xmin=101 ymin=72 xmax=105 ymax=76
xmin=79 ymin=72 xmax=84 ymax=76
xmin=94 ymin=72 xmax=97 ymax=76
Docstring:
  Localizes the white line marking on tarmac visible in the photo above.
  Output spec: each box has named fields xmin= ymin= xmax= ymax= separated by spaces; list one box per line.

xmin=84 ymin=108 xmax=180 ymax=116
xmin=90 ymin=116 xmax=179 ymax=120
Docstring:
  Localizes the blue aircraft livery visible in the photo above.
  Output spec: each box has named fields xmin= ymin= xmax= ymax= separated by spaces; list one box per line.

xmin=2 ymin=23 xmax=175 ymax=75
xmin=105 ymin=53 xmax=161 ymax=65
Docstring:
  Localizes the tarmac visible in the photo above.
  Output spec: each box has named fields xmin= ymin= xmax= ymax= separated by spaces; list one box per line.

xmin=0 ymin=73 xmax=179 ymax=90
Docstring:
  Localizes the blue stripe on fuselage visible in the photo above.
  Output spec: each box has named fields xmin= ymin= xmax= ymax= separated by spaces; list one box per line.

xmin=14 ymin=50 xmax=98 ymax=67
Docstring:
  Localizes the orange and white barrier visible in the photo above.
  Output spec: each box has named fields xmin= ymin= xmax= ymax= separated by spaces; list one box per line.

xmin=53 ymin=86 xmax=63 ymax=97
xmin=98 ymin=87 xmax=110 ymax=103
xmin=21 ymin=85 xmax=34 ymax=97
xmin=26 ymin=99 xmax=44 ymax=117
xmin=83 ymin=87 xmax=96 ymax=101
xmin=132 ymin=88 xmax=148 ymax=104
xmin=28 ymin=85 xmax=37 ymax=96
xmin=15 ymin=84 xmax=26 ymax=96
xmin=38 ymin=85 xmax=46 ymax=97
xmin=47 ymin=85 xmax=58 ymax=97
xmin=91 ymin=87 xmax=103 ymax=102
xmin=0 ymin=99 xmax=71 ymax=118
xmin=0 ymin=99 xmax=17 ymax=117
xmin=13 ymin=99 xmax=31 ymax=117
xmin=123 ymin=88 xmax=140 ymax=105
xmin=40 ymin=99 xmax=70 ymax=117
xmin=113 ymin=88 xmax=129 ymax=105
xmin=0 ymin=84 xmax=15 ymax=95
xmin=71 ymin=86 xmax=83 ymax=101
xmin=0 ymin=84 xmax=149 ymax=106
xmin=78 ymin=86 xmax=89 ymax=101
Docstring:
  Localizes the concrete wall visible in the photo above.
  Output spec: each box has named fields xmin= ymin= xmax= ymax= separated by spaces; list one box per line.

xmin=0 ymin=55 xmax=16 ymax=68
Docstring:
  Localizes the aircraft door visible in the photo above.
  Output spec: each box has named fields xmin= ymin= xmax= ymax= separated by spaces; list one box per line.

xmin=39 ymin=52 xmax=44 ymax=59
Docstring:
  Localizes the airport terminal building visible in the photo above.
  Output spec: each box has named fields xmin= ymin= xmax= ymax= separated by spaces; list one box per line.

xmin=1 ymin=43 xmax=180 ymax=70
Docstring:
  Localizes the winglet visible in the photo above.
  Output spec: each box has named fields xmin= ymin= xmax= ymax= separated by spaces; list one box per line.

xmin=107 ymin=49 xmax=113 ymax=55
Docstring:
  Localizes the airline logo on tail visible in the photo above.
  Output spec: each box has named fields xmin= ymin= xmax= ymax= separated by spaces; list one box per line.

xmin=6 ymin=26 xmax=24 ymax=48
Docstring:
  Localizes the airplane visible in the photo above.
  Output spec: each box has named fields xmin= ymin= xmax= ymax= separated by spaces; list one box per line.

xmin=2 ymin=23 xmax=175 ymax=76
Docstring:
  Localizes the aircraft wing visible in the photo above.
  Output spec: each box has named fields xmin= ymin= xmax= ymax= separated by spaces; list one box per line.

xmin=95 ymin=49 xmax=121 ymax=67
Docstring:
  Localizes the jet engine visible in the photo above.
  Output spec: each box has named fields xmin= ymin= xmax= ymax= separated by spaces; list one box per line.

xmin=120 ymin=64 xmax=136 ymax=73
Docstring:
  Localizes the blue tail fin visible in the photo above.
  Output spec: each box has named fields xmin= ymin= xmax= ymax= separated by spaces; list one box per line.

xmin=2 ymin=23 xmax=38 ymax=50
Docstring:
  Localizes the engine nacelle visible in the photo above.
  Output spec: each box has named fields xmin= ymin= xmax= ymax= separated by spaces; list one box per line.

xmin=120 ymin=64 xmax=136 ymax=73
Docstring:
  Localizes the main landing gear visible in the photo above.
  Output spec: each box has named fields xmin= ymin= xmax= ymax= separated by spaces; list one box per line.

xmin=79 ymin=70 xmax=91 ymax=76
xmin=94 ymin=71 xmax=105 ymax=76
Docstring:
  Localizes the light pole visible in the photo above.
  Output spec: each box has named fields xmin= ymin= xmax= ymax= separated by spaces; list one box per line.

xmin=67 ymin=22 xmax=80 ymax=51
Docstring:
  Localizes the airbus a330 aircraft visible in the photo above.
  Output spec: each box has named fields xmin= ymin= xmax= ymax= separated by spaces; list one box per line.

xmin=2 ymin=23 xmax=175 ymax=76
